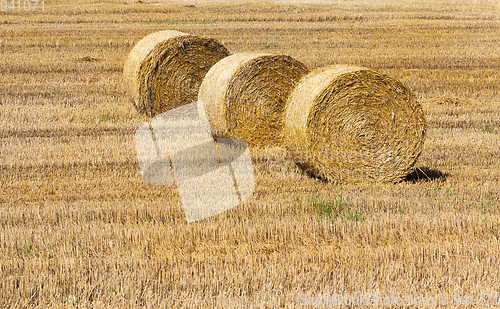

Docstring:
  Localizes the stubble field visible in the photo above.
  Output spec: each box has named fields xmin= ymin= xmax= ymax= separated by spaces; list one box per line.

xmin=1 ymin=0 xmax=500 ymax=307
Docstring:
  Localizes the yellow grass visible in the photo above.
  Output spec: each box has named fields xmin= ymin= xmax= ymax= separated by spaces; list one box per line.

xmin=1 ymin=0 xmax=499 ymax=307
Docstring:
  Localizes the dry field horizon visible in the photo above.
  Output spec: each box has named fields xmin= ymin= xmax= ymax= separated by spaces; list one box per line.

xmin=1 ymin=0 xmax=500 ymax=307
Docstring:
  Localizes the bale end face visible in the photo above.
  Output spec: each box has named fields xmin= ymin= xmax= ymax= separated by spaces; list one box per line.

xmin=199 ymin=53 xmax=308 ymax=146
xmin=285 ymin=65 xmax=427 ymax=184
xmin=123 ymin=30 xmax=230 ymax=118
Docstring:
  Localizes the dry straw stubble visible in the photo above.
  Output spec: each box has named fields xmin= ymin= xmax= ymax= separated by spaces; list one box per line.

xmin=428 ymin=95 xmax=469 ymax=106
xmin=123 ymin=30 xmax=230 ymax=117
xmin=285 ymin=65 xmax=427 ymax=184
xmin=198 ymin=53 xmax=308 ymax=146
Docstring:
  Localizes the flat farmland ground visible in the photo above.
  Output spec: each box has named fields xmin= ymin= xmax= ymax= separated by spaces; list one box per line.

xmin=1 ymin=0 xmax=500 ymax=307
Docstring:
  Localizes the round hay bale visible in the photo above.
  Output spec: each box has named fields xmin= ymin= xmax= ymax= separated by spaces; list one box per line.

xmin=284 ymin=65 xmax=427 ymax=184
xmin=198 ymin=53 xmax=308 ymax=146
xmin=123 ymin=30 xmax=230 ymax=117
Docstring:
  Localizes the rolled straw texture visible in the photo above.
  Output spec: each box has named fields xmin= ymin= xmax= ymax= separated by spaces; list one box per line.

xmin=123 ymin=30 xmax=230 ymax=117
xmin=284 ymin=65 xmax=427 ymax=184
xmin=198 ymin=53 xmax=308 ymax=146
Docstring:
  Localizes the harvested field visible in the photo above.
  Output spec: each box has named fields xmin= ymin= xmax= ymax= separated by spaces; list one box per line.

xmin=0 ymin=0 xmax=499 ymax=308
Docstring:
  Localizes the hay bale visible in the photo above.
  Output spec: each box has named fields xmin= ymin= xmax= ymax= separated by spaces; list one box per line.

xmin=284 ymin=65 xmax=427 ymax=184
xmin=198 ymin=53 xmax=308 ymax=146
xmin=123 ymin=30 xmax=230 ymax=117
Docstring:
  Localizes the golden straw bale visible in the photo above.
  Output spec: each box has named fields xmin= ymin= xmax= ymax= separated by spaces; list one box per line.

xmin=284 ymin=65 xmax=427 ymax=184
xmin=198 ymin=53 xmax=308 ymax=146
xmin=123 ymin=30 xmax=230 ymax=117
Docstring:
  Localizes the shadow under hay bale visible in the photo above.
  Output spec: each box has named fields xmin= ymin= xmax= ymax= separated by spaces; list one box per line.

xmin=284 ymin=65 xmax=427 ymax=184
xmin=123 ymin=30 xmax=230 ymax=117
xmin=404 ymin=167 xmax=449 ymax=183
xmin=198 ymin=53 xmax=308 ymax=146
